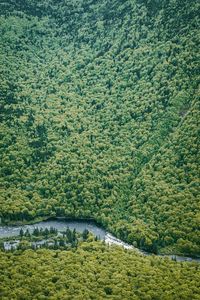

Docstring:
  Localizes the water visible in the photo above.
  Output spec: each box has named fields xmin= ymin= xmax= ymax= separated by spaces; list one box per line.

xmin=0 ymin=219 xmax=199 ymax=263
xmin=0 ymin=219 xmax=106 ymax=240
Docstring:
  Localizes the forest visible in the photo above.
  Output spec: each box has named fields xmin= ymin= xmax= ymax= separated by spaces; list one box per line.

xmin=1 ymin=239 xmax=200 ymax=300
xmin=0 ymin=0 xmax=199 ymax=255
xmin=0 ymin=0 xmax=200 ymax=298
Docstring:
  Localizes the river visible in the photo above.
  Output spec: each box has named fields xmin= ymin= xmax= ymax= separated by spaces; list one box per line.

xmin=0 ymin=219 xmax=199 ymax=263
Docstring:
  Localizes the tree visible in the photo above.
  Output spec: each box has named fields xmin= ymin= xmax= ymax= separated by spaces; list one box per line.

xmin=20 ymin=228 xmax=24 ymax=238
xmin=82 ymin=229 xmax=89 ymax=241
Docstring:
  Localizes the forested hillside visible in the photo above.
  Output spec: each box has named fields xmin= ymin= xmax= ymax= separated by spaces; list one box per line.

xmin=1 ymin=242 xmax=200 ymax=300
xmin=0 ymin=0 xmax=199 ymax=256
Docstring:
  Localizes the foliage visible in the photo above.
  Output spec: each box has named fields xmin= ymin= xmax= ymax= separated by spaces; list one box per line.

xmin=0 ymin=0 xmax=199 ymax=256
xmin=0 ymin=242 xmax=200 ymax=299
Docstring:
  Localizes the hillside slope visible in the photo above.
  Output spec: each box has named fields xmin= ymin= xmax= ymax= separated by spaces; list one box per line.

xmin=1 ymin=243 xmax=200 ymax=300
xmin=0 ymin=0 xmax=199 ymax=255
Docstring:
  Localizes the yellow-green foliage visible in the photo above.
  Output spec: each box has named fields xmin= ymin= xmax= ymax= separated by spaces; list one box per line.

xmin=0 ymin=0 xmax=199 ymax=255
xmin=0 ymin=242 xmax=200 ymax=300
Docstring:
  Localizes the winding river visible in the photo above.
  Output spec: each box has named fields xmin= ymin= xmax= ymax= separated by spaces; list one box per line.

xmin=0 ymin=219 xmax=199 ymax=263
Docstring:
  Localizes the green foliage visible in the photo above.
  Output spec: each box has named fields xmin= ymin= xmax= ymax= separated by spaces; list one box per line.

xmin=0 ymin=243 xmax=200 ymax=299
xmin=0 ymin=0 xmax=199 ymax=256
xmin=0 ymin=226 xmax=91 ymax=251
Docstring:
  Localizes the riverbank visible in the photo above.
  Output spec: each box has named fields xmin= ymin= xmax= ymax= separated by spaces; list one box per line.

xmin=0 ymin=215 xmax=98 ymax=227
xmin=0 ymin=217 xmax=199 ymax=262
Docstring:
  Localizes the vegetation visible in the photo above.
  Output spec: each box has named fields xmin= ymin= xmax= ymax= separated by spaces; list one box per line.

xmin=0 ymin=0 xmax=199 ymax=257
xmin=0 ymin=227 xmax=95 ymax=251
xmin=0 ymin=242 xmax=200 ymax=300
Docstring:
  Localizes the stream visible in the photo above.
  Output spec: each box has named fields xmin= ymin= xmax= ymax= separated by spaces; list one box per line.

xmin=0 ymin=219 xmax=199 ymax=263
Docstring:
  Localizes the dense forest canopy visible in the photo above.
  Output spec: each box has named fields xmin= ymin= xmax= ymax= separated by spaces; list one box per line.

xmin=0 ymin=0 xmax=200 ymax=257
xmin=1 ymin=242 xmax=200 ymax=300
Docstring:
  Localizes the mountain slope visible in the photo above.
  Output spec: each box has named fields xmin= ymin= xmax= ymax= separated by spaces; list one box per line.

xmin=0 ymin=0 xmax=199 ymax=255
